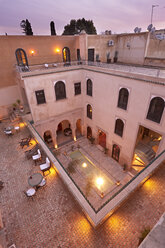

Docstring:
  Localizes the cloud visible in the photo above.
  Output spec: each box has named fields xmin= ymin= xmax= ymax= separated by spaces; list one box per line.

xmin=0 ymin=0 xmax=164 ymax=35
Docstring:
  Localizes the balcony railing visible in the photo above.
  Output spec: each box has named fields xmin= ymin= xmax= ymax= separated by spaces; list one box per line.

xmin=16 ymin=61 xmax=165 ymax=79
xmin=24 ymin=118 xmax=165 ymax=226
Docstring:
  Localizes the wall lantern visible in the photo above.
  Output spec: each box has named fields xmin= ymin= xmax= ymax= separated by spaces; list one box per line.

xmin=30 ymin=50 xmax=35 ymax=56
xmin=55 ymin=48 xmax=61 ymax=53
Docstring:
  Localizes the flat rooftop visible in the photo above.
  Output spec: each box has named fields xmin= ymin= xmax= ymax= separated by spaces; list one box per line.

xmin=0 ymin=119 xmax=165 ymax=247
xmin=18 ymin=61 xmax=165 ymax=83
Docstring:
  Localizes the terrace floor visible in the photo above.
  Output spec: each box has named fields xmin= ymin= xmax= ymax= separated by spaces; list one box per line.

xmin=0 ymin=120 xmax=165 ymax=248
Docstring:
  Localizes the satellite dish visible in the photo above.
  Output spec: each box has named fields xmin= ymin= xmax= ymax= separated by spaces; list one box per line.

xmin=147 ymin=24 xmax=153 ymax=32
xmin=151 ymin=27 xmax=156 ymax=33
xmin=138 ymin=28 xmax=141 ymax=33
xmin=134 ymin=27 xmax=138 ymax=33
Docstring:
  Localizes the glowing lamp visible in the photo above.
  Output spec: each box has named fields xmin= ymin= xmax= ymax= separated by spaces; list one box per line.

xmin=74 ymin=136 xmax=77 ymax=141
xmin=55 ymin=48 xmax=60 ymax=53
xmin=82 ymin=162 xmax=87 ymax=168
xmin=19 ymin=122 xmax=25 ymax=128
xmin=55 ymin=144 xmax=58 ymax=149
xmin=116 ymin=181 xmax=120 ymax=186
xmin=30 ymin=50 xmax=35 ymax=55
xmin=96 ymin=177 xmax=104 ymax=186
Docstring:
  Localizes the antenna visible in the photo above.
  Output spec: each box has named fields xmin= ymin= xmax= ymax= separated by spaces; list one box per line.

xmin=138 ymin=28 xmax=141 ymax=33
xmin=134 ymin=27 xmax=138 ymax=33
xmin=151 ymin=27 xmax=156 ymax=34
xmin=134 ymin=27 xmax=142 ymax=33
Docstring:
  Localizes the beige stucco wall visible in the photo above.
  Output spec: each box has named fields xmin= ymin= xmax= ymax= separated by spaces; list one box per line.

xmin=0 ymin=85 xmax=20 ymax=119
xmin=0 ymin=35 xmax=78 ymax=117
xmin=83 ymin=68 xmax=165 ymax=166
xmin=116 ymin=33 xmax=148 ymax=65
xmin=87 ymin=34 xmax=118 ymax=62
xmin=0 ymin=35 xmax=77 ymax=89
xmin=21 ymin=66 xmax=165 ymax=168
xmin=23 ymin=69 xmax=84 ymax=123
xmin=0 ymin=32 xmax=165 ymax=119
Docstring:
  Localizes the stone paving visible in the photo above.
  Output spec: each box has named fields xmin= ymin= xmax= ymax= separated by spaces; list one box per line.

xmin=0 ymin=120 xmax=165 ymax=248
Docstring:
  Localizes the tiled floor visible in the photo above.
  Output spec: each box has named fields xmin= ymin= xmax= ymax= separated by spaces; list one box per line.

xmin=0 ymin=120 xmax=165 ymax=248
xmin=55 ymin=137 xmax=132 ymax=210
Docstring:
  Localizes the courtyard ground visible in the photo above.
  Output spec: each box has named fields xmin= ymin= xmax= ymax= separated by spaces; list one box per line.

xmin=0 ymin=120 xmax=165 ymax=248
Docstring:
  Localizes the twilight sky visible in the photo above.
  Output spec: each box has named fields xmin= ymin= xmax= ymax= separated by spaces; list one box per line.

xmin=0 ymin=0 xmax=164 ymax=35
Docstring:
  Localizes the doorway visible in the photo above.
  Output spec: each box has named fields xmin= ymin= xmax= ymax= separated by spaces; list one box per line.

xmin=98 ymin=130 xmax=106 ymax=148
xmin=88 ymin=48 xmax=95 ymax=62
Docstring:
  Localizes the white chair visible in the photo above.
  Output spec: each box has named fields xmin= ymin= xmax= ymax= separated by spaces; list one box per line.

xmin=24 ymin=188 xmax=36 ymax=197
xmin=4 ymin=130 xmax=13 ymax=136
xmin=14 ymin=126 xmax=20 ymax=132
xmin=40 ymin=157 xmax=51 ymax=175
xmin=44 ymin=63 xmax=48 ymax=68
xmin=53 ymin=63 xmax=57 ymax=67
xmin=38 ymin=178 xmax=46 ymax=187
xmin=32 ymin=149 xmax=41 ymax=164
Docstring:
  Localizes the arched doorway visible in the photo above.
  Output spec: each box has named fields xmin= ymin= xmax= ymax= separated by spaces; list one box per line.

xmin=43 ymin=130 xmax=53 ymax=146
xmin=76 ymin=119 xmax=82 ymax=138
xmin=112 ymin=144 xmax=120 ymax=162
xmin=62 ymin=47 xmax=71 ymax=64
xmin=87 ymin=126 xmax=92 ymax=139
xmin=56 ymin=120 xmax=72 ymax=147
xmin=98 ymin=130 xmax=106 ymax=148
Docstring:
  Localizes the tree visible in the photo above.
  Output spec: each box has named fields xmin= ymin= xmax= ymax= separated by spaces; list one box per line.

xmin=50 ymin=21 xmax=56 ymax=35
xmin=20 ymin=19 xmax=33 ymax=35
xmin=62 ymin=18 xmax=97 ymax=35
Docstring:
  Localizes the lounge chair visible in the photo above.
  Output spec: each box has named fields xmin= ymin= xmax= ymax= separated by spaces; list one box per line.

xmin=32 ymin=149 xmax=41 ymax=164
xmin=24 ymin=188 xmax=36 ymax=197
xmin=37 ymin=178 xmax=46 ymax=188
xmin=25 ymin=144 xmax=39 ymax=159
xmin=40 ymin=157 xmax=51 ymax=175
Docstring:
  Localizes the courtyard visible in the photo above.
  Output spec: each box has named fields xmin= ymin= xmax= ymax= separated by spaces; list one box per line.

xmin=0 ymin=119 xmax=165 ymax=248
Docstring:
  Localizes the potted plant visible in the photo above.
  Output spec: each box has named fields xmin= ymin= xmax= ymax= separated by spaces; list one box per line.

xmin=104 ymin=147 xmax=109 ymax=154
xmin=138 ymin=227 xmax=151 ymax=245
xmin=107 ymin=52 xmax=111 ymax=63
xmin=96 ymin=54 xmax=100 ymax=63
xmin=12 ymin=103 xmax=17 ymax=111
xmin=89 ymin=136 xmax=95 ymax=144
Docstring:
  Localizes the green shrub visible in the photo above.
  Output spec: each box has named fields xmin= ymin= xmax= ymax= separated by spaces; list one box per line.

xmin=138 ymin=227 xmax=151 ymax=245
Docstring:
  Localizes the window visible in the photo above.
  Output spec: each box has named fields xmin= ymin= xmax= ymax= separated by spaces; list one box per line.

xmin=147 ymin=97 xmax=164 ymax=123
xmin=15 ymin=48 xmax=28 ymax=67
xmin=62 ymin=47 xmax=70 ymax=63
xmin=55 ymin=81 xmax=66 ymax=100
xmin=35 ymin=90 xmax=46 ymax=104
xmin=112 ymin=144 xmax=120 ymax=162
xmin=87 ymin=104 xmax=92 ymax=119
xmin=117 ymin=88 xmax=129 ymax=110
xmin=77 ymin=49 xmax=81 ymax=61
xmin=87 ymin=126 xmax=92 ymax=139
xmin=87 ymin=79 xmax=92 ymax=96
xmin=114 ymin=119 xmax=124 ymax=137
xmin=74 ymin=82 xmax=81 ymax=95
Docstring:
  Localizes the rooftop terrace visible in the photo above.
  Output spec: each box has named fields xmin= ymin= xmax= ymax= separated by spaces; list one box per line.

xmin=17 ymin=61 xmax=165 ymax=84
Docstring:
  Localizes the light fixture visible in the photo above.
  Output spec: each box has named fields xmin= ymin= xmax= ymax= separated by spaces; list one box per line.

xmin=96 ymin=177 xmax=104 ymax=186
xmin=55 ymin=48 xmax=60 ymax=53
xmin=82 ymin=162 xmax=87 ymax=168
xmin=30 ymin=50 xmax=35 ymax=56
xmin=100 ymin=192 xmax=104 ymax=198
xmin=74 ymin=136 xmax=77 ymax=141
xmin=116 ymin=181 xmax=120 ymax=186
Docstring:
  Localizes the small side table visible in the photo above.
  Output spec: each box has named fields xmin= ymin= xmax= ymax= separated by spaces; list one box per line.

xmin=28 ymin=173 xmax=43 ymax=187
